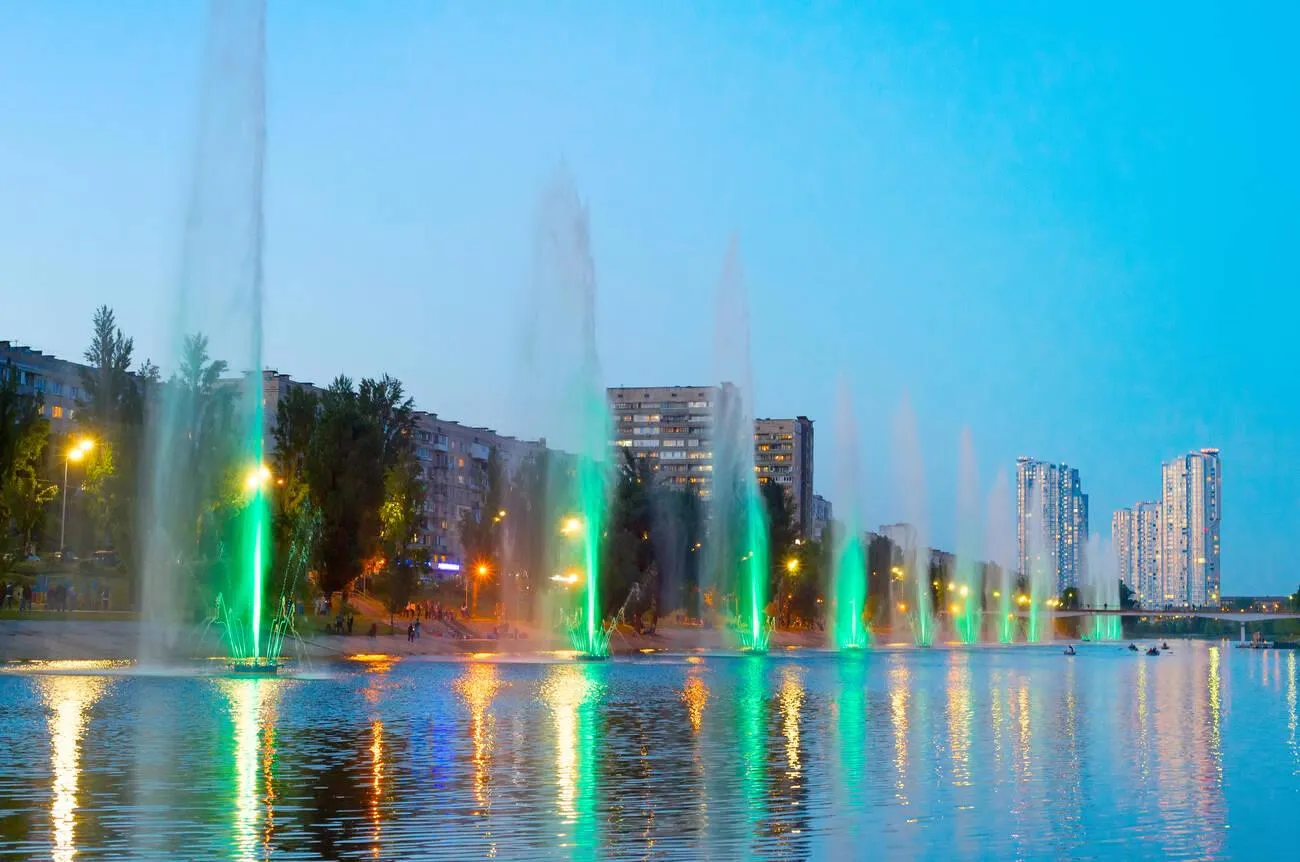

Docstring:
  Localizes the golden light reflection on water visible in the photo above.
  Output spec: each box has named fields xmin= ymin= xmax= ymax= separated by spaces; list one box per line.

xmin=681 ymin=674 xmax=709 ymax=733
xmin=370 ymin=719 xmax=384 ymax=858
xmin=217 ymin=679 xmax=280 ymax=862
xmin=1208 ymin=646 xmax=1223 ymax=756
xmin=888 ymin=662 xmax=910 ymax=806
xmin=778 ymin=667 xmax=805 ymax=779
xmin=1014 ymin=681 xmax=1031 ymax=783
xmin=456 ymin=663 xmax=503 ymax=825
xmin=37 ymin=674 xmax=108 ymax=862
xmin=1287 ymin=652 xmax=1297 ymax=775
xmin=542 ymin=665 xmax=598 ymax=831
xmin=1135 ymin=659 xmax=1151 ymax=781
xmin=945 ymin=654 xmax=972 ymax=787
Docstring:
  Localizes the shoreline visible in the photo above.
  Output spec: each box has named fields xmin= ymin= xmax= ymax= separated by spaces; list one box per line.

xmin=3 ymin=616 xmax=1256 ymax=663
xmin=0 ymin=617 xmax=835 ymax=662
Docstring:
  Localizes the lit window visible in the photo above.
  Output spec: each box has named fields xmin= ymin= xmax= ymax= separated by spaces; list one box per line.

xmin=51 ymin=405 xmax=63 ymax=419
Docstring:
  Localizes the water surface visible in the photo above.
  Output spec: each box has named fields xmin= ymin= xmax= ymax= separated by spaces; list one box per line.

xmin=0 ymin=640 xmax=1296 ymax=860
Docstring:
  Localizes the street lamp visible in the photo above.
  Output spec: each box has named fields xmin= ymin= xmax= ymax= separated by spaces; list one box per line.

xmin=786 ymin=557 xmax=799 ymax=574
xmin=60 ymin=438 xmax=94 ymax=555
xmin=560 ymin=516 xmax=582 ymax=537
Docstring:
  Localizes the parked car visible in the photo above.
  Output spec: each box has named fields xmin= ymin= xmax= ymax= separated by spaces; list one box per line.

xmin=93 ymin=550 xmax=120 ymax=568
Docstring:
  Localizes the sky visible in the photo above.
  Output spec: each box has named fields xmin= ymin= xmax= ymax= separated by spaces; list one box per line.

xmin=1 ymin=1 xmax=1297 ymax=593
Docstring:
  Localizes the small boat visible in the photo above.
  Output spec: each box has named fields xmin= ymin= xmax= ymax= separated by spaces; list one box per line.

xmin=1145 ymin=647 xmax=1160 ymax=656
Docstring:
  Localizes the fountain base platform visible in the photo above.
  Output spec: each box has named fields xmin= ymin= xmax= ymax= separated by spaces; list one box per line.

xmin=227 ymin=660 xmax=280 ymax=676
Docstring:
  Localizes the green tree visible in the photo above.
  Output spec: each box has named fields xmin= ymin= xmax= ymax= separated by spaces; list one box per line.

xmin=0 ymin=362 xmax=54 ymax=559
xmin=77 ymin=307 xmax=152 ymax=577
xmin=304 ymin=375 xmax=415 ymax=597
xmin=761 ymin=480 xmax=797 ymax=600
xmin=80 ymin=305 xmax=141 ymax=427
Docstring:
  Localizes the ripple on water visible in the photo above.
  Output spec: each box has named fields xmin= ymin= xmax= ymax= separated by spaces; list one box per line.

xmin=0 ymin=641 xmax=1294 ymax=860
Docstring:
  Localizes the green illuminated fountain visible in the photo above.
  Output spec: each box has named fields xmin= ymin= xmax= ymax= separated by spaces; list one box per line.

xmin=139 ymin=0 xmax=280 ymax=668
xmin=953 ymin=428 xmax=981 ymax=644
xmin=831 ymin=382 xmax=870 ymax=650
xmin=893 ymin=395 xmax=935 ymax=646
xmin=987 ymin=469 xmax=1017 ymax=643
xmin=527 ymin=168 xmax=612 ymax=659
xmin=712 ymin=243 xmax=771 ymax=653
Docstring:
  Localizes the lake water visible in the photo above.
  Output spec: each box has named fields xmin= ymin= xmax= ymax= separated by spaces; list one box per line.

xmin=0 ymin=640 xmax=1296 ymax=860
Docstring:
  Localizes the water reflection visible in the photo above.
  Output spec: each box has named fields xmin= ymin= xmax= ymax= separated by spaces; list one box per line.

xmin=456 ymin=664 xmax=502 ymax=823
xmin=217 ymin=679 xmax=280 ymax=862
xmin=542 ymin=663 xmax=602 ymax=858
xmin=5 ymin=643 xmax=1300 ymax=859
xmin=681 ymin=672 xmax=708 ymax=733
xmin=37 ymin=674 xmax=109 ymax=862
xmin=887 ymin=659 xmax=910 ymax=807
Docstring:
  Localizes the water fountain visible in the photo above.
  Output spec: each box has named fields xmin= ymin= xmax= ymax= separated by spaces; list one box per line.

xmin=524 ymin=168 xmax=611 ymax=658
xmin=953 ymin=428 xmax=981 ymax=644
xmin=1022 ymin=483 xmax=1055 ymax=642
xmin=710 ymin=242 xmax=770 ymax=652
xmin=1082 ymin=535 xmax=1123 ymax=641
xmin=985 ymin=469 xmax=1016 ymax=643
xmin=138 ymin=0 xmax=282 ymax=670
xmin=892 ymin=395 xmax=934 ymax=645
xmin=830 ymin=381 xmax=869 ymax=649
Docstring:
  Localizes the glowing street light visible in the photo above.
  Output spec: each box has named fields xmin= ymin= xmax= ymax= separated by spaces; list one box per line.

xmin=958 ymin=585 xmax=970 ymax=598
xmin=560 ymin=516 xmax=582 ymax=537
xmin=786 ymin=557 xmax=800 ymax=574
xmin=243 ymin=463 xmax=272 ymax=491
xmin=60 ymin=437 xmax=95 ymax=553
xmin=897 ymin=602 xmax=908 ymax=614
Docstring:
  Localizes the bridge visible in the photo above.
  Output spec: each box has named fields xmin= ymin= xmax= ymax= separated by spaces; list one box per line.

xmin=1050 ymin=609 xmax=1300 ymax=623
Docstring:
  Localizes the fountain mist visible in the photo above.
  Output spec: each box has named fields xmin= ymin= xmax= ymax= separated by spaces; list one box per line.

xmin=892 ymin=394 xmax=934 ymax=646
xmin=1083 ymin=535 xmax=1122 ymax=641
xmin=831 ymin=381 xmax=869 ymax=649
xmin=524 ymin=168 xmax=611 ymax=657
xmin=985 ymin=469 xmax=1016 ymax=643
xmin=953 ymin=428 xmax=981 ymax=643
xmin=710 ymin=241 xmax=769 ymax=652
xmin=140 ymin=0 xmax=268 ymax=665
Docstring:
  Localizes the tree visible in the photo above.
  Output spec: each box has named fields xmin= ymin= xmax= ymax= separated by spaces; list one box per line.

xmin=0 ymin=362 xmax=54 ymax=559
xmin=1120 ymin=580 xmax=1139 ymax=610
xmin=77 ymin=307 xmax=151 ymax=576
xmin=761 ymin=480 xmax=796 ymax=600
xmin=302 ymin=375 xmax=415 ymax=597
xmin=80 ymin=305 xmax=139 ymax=427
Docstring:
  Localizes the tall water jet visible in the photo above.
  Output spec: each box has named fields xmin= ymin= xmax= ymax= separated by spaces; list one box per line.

xmin=139 ymin=0 xmax=269 ymax=665
xmin=709 ymin=241 xmax=769 ymax=652
xmin=831 ymin=380 xmax=870 ymax=649
xmin=985 ymin=469 xmax=1016 ymax=643
xmin=953 ymin=428 xmax=981 ymax=644
xmin=892 ymin=394 xmax=934 ymax=646
xmin=523 ymin=168 xmax=611 ymax=657
xmin=1083 ymin=535 xmax=1123 ymax=641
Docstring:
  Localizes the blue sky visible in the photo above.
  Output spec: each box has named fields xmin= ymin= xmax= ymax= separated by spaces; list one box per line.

xmin=1 ymin=1 xmax=1296 ymax=592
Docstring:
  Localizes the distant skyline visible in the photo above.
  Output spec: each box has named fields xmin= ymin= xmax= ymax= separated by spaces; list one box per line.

xmin=2 ymin=2 xmax=1296 ymax=592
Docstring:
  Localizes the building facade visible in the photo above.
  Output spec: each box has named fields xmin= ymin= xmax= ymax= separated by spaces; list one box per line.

xmin=754 ymin=416 xmax=815 ymax=535
xmin=1159 ymin=449 xmax=1221 ymax=608
xmin=607 ymin=385 xmax=817 ymax=535
xmin=411 ymin=411 xmax=543 ymax=571
xmin=809 ymin=494 xmax=833 ymax=542
xmin=1112 ymin=501 xmax=1160 ymax=608
xmin=608 ymin=385 xmax=718 ymax=495
xmin=1016 ymin=457 xmax=1089 ymax=593
xmin=0 ymin=341 xmax=87 ymax=435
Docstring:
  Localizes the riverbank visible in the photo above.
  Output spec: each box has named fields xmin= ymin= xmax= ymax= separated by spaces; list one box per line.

xmin=0 ymin=616 xmax=832 ymax=662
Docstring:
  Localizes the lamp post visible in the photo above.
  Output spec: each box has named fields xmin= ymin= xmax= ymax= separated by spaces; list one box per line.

xmin=60 ymin=438 xmax=94 ymax=555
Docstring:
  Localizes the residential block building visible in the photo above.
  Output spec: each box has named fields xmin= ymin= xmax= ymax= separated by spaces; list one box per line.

xmin=1016 ymin=457 xmax=1090 ymax=593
